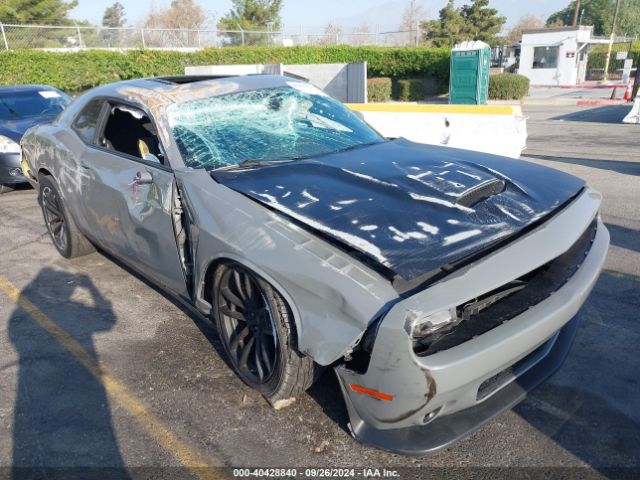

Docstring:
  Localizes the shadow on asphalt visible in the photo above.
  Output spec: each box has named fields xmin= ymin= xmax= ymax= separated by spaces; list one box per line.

xmin=515 ymin=270 xmax=640 ymax=474
xmin=94 ymin=249 xmax=233 ymax=373
xmin=8 ymin=267 xmax=130 ymax=479
xmin=307 ymin=369 xmax=351 ymax=435
xmin=551 ymin=105 xmax=633 ymax=124
xmin=523 ymin=155 xmax=640 ymax=176
xmin=606 ymin=223 xmax=640 ymax=253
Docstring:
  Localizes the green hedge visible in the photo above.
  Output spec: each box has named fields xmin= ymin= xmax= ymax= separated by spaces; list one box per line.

xmin=588 ymin=42 xmax=640 ymax=74
xmin=367 ymin=77 xmax=392 ymax=102
xmin=392 ymin=78 xmax=425 ymax=101
xmin=488 ymin=73 xmax=530 ymax=100
xmin=0 ymin=46 xmax=451 ymax=93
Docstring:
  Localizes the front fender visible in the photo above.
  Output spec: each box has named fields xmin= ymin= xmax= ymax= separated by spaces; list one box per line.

xmin=176 ymin=169 xmax=398 ymax=366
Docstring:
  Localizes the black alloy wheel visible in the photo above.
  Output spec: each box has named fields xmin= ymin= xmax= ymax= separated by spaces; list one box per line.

xmin=41 ymin=184 xmax=68 ymax=253
xmin=216 ymin=266 xmax=279 ymax=386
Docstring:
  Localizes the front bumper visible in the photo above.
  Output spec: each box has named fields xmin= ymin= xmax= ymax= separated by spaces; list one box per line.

xmin=334 ymin=189 xmax=609 ymax=454
xmin=0 ymin=152 xmax=27 ymax=185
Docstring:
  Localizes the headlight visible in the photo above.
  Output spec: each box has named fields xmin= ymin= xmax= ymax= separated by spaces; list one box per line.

xmin=0 ymin=135 xmax=21 ymax=154
xmin=408 ymin=308 xmax=460 ymax=339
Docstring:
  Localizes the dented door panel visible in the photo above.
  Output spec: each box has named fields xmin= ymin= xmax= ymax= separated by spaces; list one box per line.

xmin=80 ymin=150 xmax=187 ymax=297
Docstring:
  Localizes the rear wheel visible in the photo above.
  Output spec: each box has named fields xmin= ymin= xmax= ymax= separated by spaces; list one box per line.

xmin=39 ymin=175 xmax=94 ymax=258
xmin=212 ymin=262 xmax=315 ymax=407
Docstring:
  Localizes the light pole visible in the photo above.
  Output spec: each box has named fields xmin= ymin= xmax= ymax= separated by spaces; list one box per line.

xmin=603 ymin=0 xmax=622 ymax=81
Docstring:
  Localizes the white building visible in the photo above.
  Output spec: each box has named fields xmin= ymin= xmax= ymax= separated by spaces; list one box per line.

xmin=519 ymin=26 xmax=593 ymax=86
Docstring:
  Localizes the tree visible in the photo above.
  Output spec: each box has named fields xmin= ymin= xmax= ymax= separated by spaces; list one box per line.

xmin=144 ymin=0 xmax=207 ymax=29
xmin=399 ymin=0 xmax=426 ymax=45
xmin=142 ymin=0 xmax=208 ymax=47
xmin=460 ymin=0 xmax=506 ymax=45
xmin=101 ymin=2 xmax=126 ymax=47
xmin=350 ymin=22 xmax=371 ymax=46
xmin=546 ymin=0 xmax=640 ymax=36
xmin=422 ymin=0 xmax=467 ymax=47
xmin=507 ymin=14 xmax=544 ymax=44
xmin=102 ymin=2 xmax=125 ymax=28
xmin=422 ymin=0 xmax=505 ymax=47
xmin=320 ymin=21 xmax=342 ymax=45
xmin=546 ymin=0 xmax=611 ymax=35
xmin=217 ymin=0 xmax=283 ymax=45
xmin=0 ymin=0 xmax=78 ymax=25
xmin=617 ymin=1 xmax=640 ymax=36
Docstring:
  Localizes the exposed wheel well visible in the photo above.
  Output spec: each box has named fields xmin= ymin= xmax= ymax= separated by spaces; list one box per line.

xmin=38 ymin=168 xmax=52 ymax=179
xmin=202 ymin=258 xmax=229 ymax=307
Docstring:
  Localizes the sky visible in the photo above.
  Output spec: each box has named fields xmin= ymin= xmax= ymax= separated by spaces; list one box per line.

xmin=71 ymin=0 xmax=568 ymax=30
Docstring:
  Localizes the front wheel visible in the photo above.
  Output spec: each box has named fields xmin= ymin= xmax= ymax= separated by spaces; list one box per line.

xmin=0 ymin=184 xmax=14 ymax=194
xmin=212 ymin=262 xmax=315 ymax=408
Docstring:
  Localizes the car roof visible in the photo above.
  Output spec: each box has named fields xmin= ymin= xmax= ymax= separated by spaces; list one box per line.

xmin=85 ymin=74 xmax=307 ymax=109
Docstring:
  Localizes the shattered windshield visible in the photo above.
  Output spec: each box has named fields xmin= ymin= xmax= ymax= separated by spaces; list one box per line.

xmin=167 ymin=84 xmax=384 ymax=170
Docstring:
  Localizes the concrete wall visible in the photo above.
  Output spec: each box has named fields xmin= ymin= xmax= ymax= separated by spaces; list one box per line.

xmin=283 ymin=63 xmax=362 ymax=102
xmin=348 ymin=104 xmax=527 ymax=159
xmin=519 ymin=27 xmax=591 ymax=86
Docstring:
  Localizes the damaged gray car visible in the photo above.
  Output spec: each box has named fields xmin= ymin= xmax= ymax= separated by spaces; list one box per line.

xmin=21 ymin=75 xmax=609 ymax=454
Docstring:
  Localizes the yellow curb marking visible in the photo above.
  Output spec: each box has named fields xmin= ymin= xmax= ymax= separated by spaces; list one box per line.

xmin=0 ymin=275 xmax=222 ymax=480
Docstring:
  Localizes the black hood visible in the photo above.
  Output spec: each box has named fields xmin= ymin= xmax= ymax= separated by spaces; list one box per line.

xmin=0 ymin=116 xmax=56 ymax=143
xmin=213 ymin=139 xmax=585 ymax=288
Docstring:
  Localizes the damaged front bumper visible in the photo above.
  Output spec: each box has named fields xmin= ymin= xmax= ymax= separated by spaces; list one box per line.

xmin=334 ymin=188 xmax=609 ymax=455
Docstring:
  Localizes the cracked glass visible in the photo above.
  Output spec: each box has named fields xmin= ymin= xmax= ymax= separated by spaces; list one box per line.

xmin=167 ymin=85 xmax=383 ymax=170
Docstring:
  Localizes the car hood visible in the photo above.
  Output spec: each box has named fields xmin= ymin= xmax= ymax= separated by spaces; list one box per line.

xmin=212 ymin=139 xmax=585 ymax=288
xmin=0 ymin=116 xmax=56 ymax=143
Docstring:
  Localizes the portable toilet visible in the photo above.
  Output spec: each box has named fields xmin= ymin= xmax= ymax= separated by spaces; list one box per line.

xmin=449 ymin=40 xmax=491 ymax=105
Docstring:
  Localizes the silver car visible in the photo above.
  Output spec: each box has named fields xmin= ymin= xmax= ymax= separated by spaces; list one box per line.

xmin=21 ymin=75 xmax=609 ymax=454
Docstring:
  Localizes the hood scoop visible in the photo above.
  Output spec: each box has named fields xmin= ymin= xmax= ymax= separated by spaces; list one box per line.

xmin=456 ymin=179 xmax=506 ymax=208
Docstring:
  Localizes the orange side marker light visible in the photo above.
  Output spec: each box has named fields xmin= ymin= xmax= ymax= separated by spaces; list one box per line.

xmin=350 ymin=384 xmax=393 ymax=401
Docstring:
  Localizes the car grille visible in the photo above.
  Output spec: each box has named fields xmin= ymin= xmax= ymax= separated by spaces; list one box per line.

xmin=414 ymin=219 xmax=598 ymax=356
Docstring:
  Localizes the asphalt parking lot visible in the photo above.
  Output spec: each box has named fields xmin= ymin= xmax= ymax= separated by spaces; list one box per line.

xmin=0 ymin=104 xmax=638 ymax=479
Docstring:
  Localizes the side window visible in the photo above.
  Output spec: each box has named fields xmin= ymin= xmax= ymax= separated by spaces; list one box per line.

xmin=532 ymin=46 xmax=559 ymax=69
xmin=72 ymin=99 xmax=104 ymax=144
xmin=99 ymin=103 xmax=164 ymax=164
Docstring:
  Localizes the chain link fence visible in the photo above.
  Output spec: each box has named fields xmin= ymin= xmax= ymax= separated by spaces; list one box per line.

xmin=0 ymin=23 xmax=422 ymax=50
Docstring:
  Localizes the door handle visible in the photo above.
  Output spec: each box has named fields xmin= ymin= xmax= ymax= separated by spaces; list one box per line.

xmin=136 ymin=170 xmax=153 ymax=185
xmin=79 ymin=161 xmax=92 ymax=170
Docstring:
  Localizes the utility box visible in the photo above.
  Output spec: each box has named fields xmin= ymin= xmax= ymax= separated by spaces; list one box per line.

xmin=449 ymin=41 xmax=490 ymax=105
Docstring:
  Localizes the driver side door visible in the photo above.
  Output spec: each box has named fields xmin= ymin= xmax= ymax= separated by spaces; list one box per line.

xmin=77 ymin=99 xmax=188 ymax=298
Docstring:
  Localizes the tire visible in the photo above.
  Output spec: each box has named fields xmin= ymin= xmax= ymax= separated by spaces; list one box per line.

xmin=0 ymin=184 xmax=14 ymax=194
xmin=39 ymin=174 xmax=95 ymax=259
xmin=212 ymin=262 xmax=315 ymax=407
